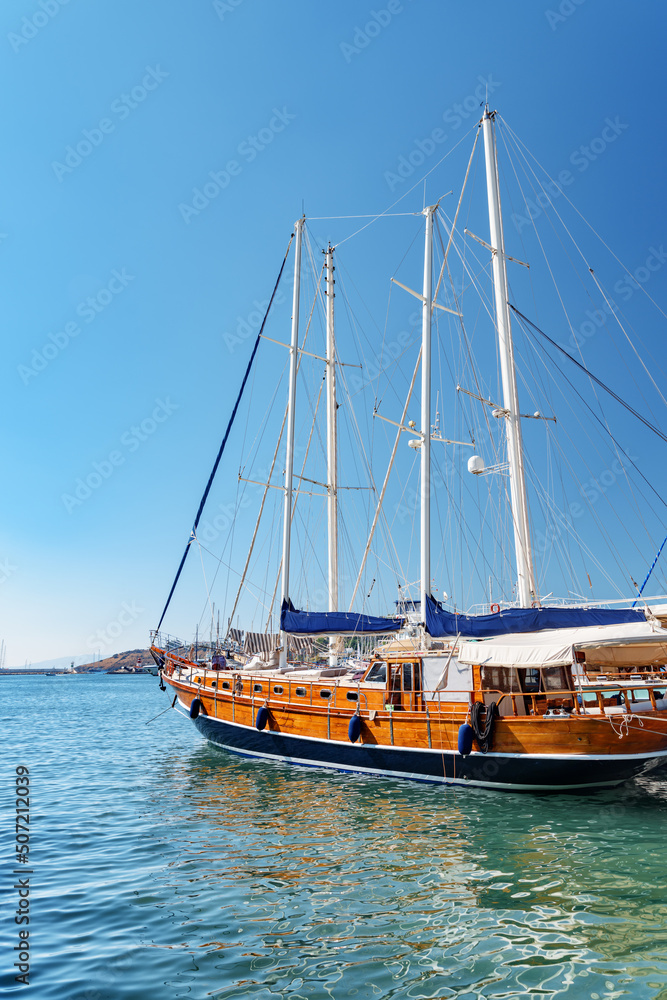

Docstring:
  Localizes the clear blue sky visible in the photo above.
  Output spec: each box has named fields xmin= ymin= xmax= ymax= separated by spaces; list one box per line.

xmin=2 ymin=0 xmax=667 ymax=664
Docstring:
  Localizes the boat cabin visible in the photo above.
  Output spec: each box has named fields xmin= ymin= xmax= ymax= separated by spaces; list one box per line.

xmin=361 ymin=621 xmax=667 ymax=718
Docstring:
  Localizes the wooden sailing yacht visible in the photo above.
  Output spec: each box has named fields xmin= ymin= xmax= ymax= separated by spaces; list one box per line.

xmin=151 ymin=109 xmax=667 ymax=791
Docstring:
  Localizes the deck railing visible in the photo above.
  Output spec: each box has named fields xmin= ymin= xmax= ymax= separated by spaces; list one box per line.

xmin=167 ymin=661 xmax=667 ymax=720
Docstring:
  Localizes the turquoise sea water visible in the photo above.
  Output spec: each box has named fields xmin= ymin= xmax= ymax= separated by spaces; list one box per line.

xmin=3 ymin=674 xmax=667 ymax=1000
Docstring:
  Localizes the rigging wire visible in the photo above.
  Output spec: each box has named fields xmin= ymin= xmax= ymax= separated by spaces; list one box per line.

xmin=511 ymin=304 xmax=667 ymax=448
xmin=154 ymin=232 xmax=294 ymax=633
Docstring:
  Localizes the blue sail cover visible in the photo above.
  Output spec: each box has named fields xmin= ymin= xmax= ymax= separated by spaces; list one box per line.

xmin=281 ymin=600 xmax=403 ymax=636
xmin=424 ymin=594 xmax=645 ymax=639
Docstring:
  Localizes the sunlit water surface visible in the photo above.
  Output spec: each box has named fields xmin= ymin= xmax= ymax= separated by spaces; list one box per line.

xmin=3 ymin=675 xmax=667 ymax=999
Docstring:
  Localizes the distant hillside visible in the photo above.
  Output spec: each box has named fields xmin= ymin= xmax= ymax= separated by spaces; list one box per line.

xmin=9 ymin=653 xmax=90 ymax=671
xmin=76 ymin=649 xmax=152 ymax=673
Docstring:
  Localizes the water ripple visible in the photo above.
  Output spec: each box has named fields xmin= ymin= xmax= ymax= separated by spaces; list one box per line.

xmin=3 ymin=676 xmax=667 ymax=998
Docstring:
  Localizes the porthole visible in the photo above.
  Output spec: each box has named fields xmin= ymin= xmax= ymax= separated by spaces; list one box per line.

xmin=253 ymin=684 xmax=263 ymax=693
xmin=221 ymin=681 xmax=231 ymax=690
xmin=319 ymin=689 xmax=332 ymax=699
xmin=273 ymin=685 xmax=284 ymax=695
xmin=346 ymin=691 xmax=359 ymax=701
xmin=295 ymin=687 xmax=307 ymax=697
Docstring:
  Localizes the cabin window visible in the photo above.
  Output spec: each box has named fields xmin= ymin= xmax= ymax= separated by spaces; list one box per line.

xmin=273 ymin=685 xmax=284 ymax=695
xmin=542 ymin=666 xmax=567 ymax=691
xmin=390 ymin=665 xmax=402 ymax=691
xmin=402 ymin=662 xmax=414 ymax=691
xmin=346 ymin=692 xmax=359 ymax=702
xmin=221 ymin=681 xmax=231 ymax=690
xmin=365 ymin=662 xmax=387 ymax=683
xmin=319 ymin=689 xmax=332 ymax=699
xmin=295 ymin=687 xmax=307 ymax=697
xmin=253 ymin=684 xmax=263 ymax=693
xmin=211 ymin=681 xmax=217 ymax=688
xmin=522 ymin=668 xmax=541 ymax=693
xmin=481 ymin=666 xmax=516 ymax=692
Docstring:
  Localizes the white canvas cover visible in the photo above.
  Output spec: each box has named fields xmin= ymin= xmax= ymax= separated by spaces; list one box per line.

xmin=458 ymin=621 xmax=667 ymax=669
xmin=422 ymin=655 xmax=472 ymax=701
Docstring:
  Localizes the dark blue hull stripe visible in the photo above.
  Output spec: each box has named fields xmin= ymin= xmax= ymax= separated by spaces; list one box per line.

xmin=186 ymin=710 xmax=667 ymax=791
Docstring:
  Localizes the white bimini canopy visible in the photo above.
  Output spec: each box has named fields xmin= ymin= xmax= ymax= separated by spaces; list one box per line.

xmin=458 ymin=621 xmax=667 ymax=669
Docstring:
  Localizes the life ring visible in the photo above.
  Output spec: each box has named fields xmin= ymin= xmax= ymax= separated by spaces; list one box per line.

xmin=490 ymin=603 xmax=500 ymax=614
xmin=189 ymin=698 xmax=203 ymax=720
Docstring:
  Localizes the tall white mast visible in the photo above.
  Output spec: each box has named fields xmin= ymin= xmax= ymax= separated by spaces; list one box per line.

xmin=324 ymin=244 xmax=339 ymax=667
xmin=482 ymin=109 xmax=536 ymax=606
xmin=279 ymin=216 xmax=304 ymax=669
xmin=421 ymin=205 xmax=436 ymax=637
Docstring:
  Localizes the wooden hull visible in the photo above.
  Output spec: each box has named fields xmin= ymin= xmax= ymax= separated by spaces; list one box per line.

xmin=164 ymin=671 xmax=667 ymax=792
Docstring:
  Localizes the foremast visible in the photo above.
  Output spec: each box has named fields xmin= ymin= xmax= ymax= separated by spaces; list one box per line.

xmin=482 ymin=109 xmax=537 ymax=607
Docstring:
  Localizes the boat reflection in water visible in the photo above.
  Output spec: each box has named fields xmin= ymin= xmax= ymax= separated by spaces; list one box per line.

xmin=152 ymin=745 xmax=667 ymax=996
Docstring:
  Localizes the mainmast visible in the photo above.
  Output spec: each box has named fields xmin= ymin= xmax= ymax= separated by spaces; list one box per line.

xmin=421 ymin=205 xmax=436 ymax=639
xmin=324 ymin=244 xmax=339 ymax=667
xmin=482 ymin=108 xmax=536 ymax=607
xmin=279 ymin=216 xmax=304 ymax=669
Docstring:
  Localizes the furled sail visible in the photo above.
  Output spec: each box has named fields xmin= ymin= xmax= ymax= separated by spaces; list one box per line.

xmin=281 ymin=599 xmax=403 ymax=636
xmin=244 ymin=631 xmax=281 ymax=654
xmin=424 ymin=594 xmax=645 ymax=639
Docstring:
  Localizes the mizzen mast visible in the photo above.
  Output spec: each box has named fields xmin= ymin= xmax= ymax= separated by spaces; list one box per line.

xmin=279 ymin=216 xmax=304 ymax=669
xmin=420 ymin=205 xmax=436 ymax=640
xmin=482 ymin=109 xmax=537 ymax=606
xmin=324 ymin=243 xmax=339 ymax=667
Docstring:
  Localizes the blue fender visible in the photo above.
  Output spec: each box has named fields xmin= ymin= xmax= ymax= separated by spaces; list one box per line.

xmin=458 ymin=723 xmax=474 ymax=756
xmin=256 ymin=705 xmax=269 ymax=731
xmin=190 ymin=698 xmax=203 ymax=720
xmin=348 ymin=714 xmax=362 ymax=743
